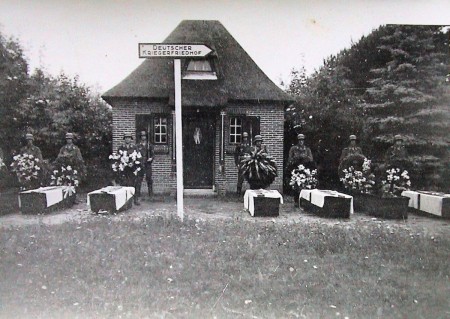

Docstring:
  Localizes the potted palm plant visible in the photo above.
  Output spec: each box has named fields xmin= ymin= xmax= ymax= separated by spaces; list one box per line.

xmin=239 ymin=149 xmax=277 ymax=190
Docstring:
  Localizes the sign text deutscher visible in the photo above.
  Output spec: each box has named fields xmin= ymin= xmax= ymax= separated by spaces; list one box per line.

xmin=139 ymin=43 xmax=212 ymax=58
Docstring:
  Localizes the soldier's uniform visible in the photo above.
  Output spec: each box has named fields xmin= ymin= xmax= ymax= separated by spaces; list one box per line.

xmin=339 ymin=135 xmax=363 ymax=163
xmin=136 ymin=131 xmax=154 ymax=197
xmin=252 ymin=135 xmax=268 ymax=154
xmin=57 ymin=133 xmax=85 ymax=177
xmin=287 ymin=134 xmax=314 ymax=173
xmin=384 ymin=135 xmax=408 ymax=163
xmin=19 ymin=134 xmax=44 ymax=189
xmin=20 ymin=133 xmax=44 ymax=162
xmin=20 ymin=144 xmax=44 ymax=162
xmin=118 ymin=133 xmax=142 ymax=205
xmin=235 ymin=132 xmax=252 ymax=195
xmin=118 ymin=142 xmax=138 ymax=185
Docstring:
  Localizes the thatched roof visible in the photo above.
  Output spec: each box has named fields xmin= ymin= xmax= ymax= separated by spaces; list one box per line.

xmin=102 ymin=20 xmax=293 ymax=106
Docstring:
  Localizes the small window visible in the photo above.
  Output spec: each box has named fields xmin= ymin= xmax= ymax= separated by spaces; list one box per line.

xmin=230 ymin=117 xmax=242 ymax=144
xmin=229 ymin=116 xmax=260 ymax=145
xmin=154 ymin=116 xmax=168 ymax=144
xmin=183 ymin=59 xmax=217 ymax=80
xmin=187 ymin=60 xmax=213 ymax=72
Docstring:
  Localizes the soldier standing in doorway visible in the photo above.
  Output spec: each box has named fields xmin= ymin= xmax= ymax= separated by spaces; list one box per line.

xmin=118 ymin=132 xmax=141 ymax=205
xmin=136 ymin=130 xmax=154 ymax=199
xmin=234 ymin=132 xmax=252 ymax=195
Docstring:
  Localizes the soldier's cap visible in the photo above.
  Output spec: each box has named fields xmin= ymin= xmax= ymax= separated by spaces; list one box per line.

xmin=123 ymin=133 xmax=133 ymax=140
xmin=25 ymin=133 xmax=34 ymax=140
xmin=242 ymin=132 xmax=249 ymax=138
xmin=254 ymin=135 xmax=263 ymax=142
xmin=297 ymin=133 xmax=305 ymax=140
xmin=394 ymin=134 xmax=403 ymax=141
xmin=65 ymin=133 xmax=74 ymax=139
xmin=349 ymin=135 xmax=357 ymax=140
xmin=140 ymin=131 xmax=147 ymax=136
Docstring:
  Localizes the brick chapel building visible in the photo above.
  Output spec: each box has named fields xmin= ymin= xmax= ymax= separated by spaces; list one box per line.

xmin=102 ymin=20 xmax=293 ymax=195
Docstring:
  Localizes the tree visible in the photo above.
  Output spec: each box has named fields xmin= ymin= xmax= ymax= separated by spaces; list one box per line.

xmin=0 ymin=29 xmax=112 ymax=190
xmin=285 ymin=54 xmax=364 ymax=189
xmin=285 ymin=25 xmax=449 ymax=191
xmin=361 ymin=25 xmax=449 ymax=189
xmin=0 ymin=33 xmax=29 ymax=156
xmin=15 ymin=71 xmax=112 ymax=188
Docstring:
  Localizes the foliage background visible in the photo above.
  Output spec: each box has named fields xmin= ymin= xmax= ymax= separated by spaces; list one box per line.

xmin=0 ymin=33 xmax=112 ymax=190
xmin=284 ymin=25 xmax=449 ymax=192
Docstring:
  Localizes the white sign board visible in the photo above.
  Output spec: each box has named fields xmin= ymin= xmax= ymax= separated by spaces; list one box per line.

xmin=139 ymin=43 xmax=212 ymax=58
xmin=139 ymin=42 xmax=214 ymax=222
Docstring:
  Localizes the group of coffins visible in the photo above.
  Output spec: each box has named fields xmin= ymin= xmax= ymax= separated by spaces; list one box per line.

xmin=18 ymin=185 xmax=135 ymax=215
xmin=243 ymin=188 xmax=449 ymax=220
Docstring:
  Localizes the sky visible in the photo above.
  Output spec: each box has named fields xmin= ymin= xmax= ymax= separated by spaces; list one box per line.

xmin=0 ymin=0 xmax=449 ymax=93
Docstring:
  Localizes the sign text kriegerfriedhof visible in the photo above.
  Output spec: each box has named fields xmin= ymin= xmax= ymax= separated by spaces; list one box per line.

xmin=139 ymin=43 xmax=212 ymax=58
xmin=139 ymin=42 xmax=213 ymax=221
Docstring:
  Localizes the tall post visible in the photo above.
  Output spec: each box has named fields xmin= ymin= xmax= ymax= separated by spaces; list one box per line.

xmin=174 ymin=59 xmax=184 ymax=221
xmin=220 ymin=111 xmax=226 ymax=174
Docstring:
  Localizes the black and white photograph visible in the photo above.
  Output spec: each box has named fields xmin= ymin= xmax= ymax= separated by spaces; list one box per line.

xmin=0 ymin=0 xmax=449 ymax=318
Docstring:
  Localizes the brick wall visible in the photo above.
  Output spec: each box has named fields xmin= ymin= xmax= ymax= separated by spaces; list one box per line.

xmin=111 ymin=100 xmax=176 ymax=194
xmin=215 ymin=103 xmax=285 ymax=195
xmin=111 ymin=100 xmax=284 ymax=196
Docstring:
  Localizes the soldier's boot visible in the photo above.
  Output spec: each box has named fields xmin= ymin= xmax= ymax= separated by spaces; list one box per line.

xmin=294 ymin=194 xmax=299 ymax=208
xmin=134 ymin=195 xmax=141 ymax=206
xmin=236 ymin=187 xmax=242 ymax=196
xmin=148 ymin=183 xmax=153 ymax=197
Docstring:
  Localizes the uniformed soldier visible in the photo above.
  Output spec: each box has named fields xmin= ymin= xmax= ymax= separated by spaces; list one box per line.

xmin=252 ymin=135 xmax=268 ymax=153
xmin=384 ymin=134 xmax=408 ymax=163
xmin=339 ymin=135 xmax=364 ymax=163
xmin=287 ymin=134 xmax=314 ymax=173
xmin=118 ymin=132 xmax=141 ymax=205
xmin=20 ymin=133 xmax=44 ymax=162
xmin=19 ymin=133 xmax=44 ymax=189
xmin=234 ymin=132 xmax=252 ymax=195
xmin=56 ymin=133 xmax=85 ymax=177
xmin=136 ymin=130 xmax=154 ymax=199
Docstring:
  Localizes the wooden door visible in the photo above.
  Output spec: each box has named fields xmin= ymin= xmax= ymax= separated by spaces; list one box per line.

xmin=183 ymin=114 xmax=215 ymax=188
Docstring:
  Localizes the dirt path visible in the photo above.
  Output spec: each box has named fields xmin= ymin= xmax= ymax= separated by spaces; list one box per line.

xmin=1 ymin=196 xmax=449 ymax=238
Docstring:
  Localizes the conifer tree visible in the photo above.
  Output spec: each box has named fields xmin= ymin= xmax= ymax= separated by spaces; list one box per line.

xmin=361 ymin=25 xmax=449 ymax=189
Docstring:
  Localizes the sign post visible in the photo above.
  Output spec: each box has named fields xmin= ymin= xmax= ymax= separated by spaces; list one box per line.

xmin=139 ymin=43 xmax=213 ymax=221
xmin=173 ymin=59 xmax=183 ymax=221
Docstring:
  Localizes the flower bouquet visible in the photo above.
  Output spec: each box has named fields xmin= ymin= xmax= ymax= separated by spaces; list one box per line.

xmin=289 ymin=164 xmax=318 ymax=192
xmin=50 ymin=162 xmax=80 ymax=198
xmin=109 ymin=149 xmax=142 ymax=185
xmin=381 ymin=167 xmax=411 ymax=198
xmin=289 ymin=164 xmax=318 ymax=206
xmin=10 ymin=153 xmax=43 ymax=190
xmin=340 ymin=158 xmax=375 ymax=195
xmin=239 ymin=149 xmax=277 ymax=189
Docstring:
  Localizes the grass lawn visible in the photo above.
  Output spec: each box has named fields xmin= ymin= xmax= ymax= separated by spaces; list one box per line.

xmin=0 ymin=189 xmax=19 ymax=216
xmin=0 ymin=212 xmax=449 ymax=319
